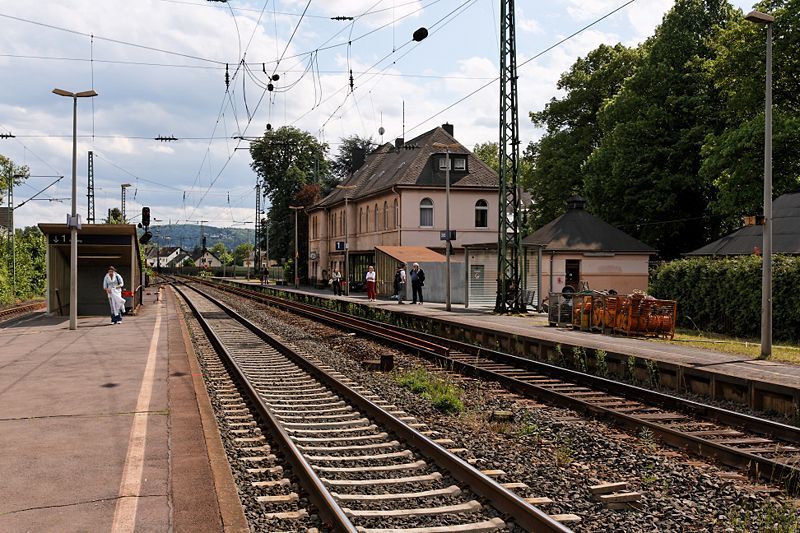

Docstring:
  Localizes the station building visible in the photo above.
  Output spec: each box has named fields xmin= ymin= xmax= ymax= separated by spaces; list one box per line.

xmin=37 ymin=223 xmax=143 ymax=316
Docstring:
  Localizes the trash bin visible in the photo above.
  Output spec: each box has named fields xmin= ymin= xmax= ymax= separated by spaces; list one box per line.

xmin=122 ymin=290 xmax=134 ymax=313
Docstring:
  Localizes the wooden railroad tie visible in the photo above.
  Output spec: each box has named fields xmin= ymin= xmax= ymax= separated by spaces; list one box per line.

xmin=589 ymin=481 xmax=642 ymax=510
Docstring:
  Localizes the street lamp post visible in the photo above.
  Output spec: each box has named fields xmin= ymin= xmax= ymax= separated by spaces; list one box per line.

xmin=746 ymin=9 xmax=775 ymax=360
xmin=336 ymin=184 xmax=356 ymax=295
xmin=289 ymin=206 xmax=303 ymax=288
xmin=433 ymin=142 xmax=459 ymax=311
xmin=52 ymin=88 xmax=98 ymax=330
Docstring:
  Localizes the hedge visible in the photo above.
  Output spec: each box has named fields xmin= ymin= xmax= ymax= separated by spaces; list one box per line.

xmin=649 ymin=255 xmax=800 ymax=342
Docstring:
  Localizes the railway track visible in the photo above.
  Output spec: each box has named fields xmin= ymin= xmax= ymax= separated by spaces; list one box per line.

xmin=191 ymin=277 xmax=800 ymax=493
xmin=174 ymin=281 xmax=572 ymax=532
xmin=0 ymin=300 xmax=46 ymax=323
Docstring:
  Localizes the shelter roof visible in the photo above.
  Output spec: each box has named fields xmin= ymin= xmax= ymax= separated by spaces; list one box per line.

xmin=521 ymin=197 xmax=656 ymax=254
xmin=37 ymin=223 xmax=138 ymax=236
xmin=375 ymin=246 xmax=448 ymax=263
xmin=313 ymin=126 xmax=498 ymax=210
xmin=687 ymin=191 xmax=800 ymax=256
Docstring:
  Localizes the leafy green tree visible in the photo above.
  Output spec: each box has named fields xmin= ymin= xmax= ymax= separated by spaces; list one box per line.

xmin=701 ymin=0 xmax=800 ymax=223
xmin=250 ymin=126 xmax=329 ymax=263
xmin=210 ymin=241 xmax=227 ymax=258
xmin=525 ymin=44 xmax=639 ymax=229
xmin=233 ymin=242 xmax=253 ymax=266
xmin=472 ymin=142 xmax=500 ymax=173
xmin=0 ymin=226 xmax=45 ymax=304
xmin=105 ymin=207 xmax=124 ymax=224
xmin=328 ymin=135 xmax=375 ymax=194
xmin=583 ymin=0 xmax=735 ymax=258
xmin=0 ymin=154 xmax=30 ymax=203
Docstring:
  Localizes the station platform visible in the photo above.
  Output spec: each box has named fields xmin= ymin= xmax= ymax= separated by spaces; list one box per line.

xmin=230 ymin=279 xmax=800 ymax=415
xmin=0 ymin=286 xmax=247 ymax=532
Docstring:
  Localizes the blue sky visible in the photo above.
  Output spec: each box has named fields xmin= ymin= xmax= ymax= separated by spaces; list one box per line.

xmin=0 ymin=0 xmax=754 ymax=230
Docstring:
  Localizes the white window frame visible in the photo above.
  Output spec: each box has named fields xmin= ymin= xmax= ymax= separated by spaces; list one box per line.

xmin=420 ymin=198 xmax=434 ymax=227
xmin=438 ymin=157 xmax=450 ymax=171
xmin=454 ymin=157 xmax=466 ymax=171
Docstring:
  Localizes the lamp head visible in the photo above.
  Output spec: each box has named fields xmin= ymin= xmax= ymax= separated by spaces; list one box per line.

xmin=745 ymin=10 xmax=775 ymax=24
xmin=52 ymin=88 xmax=74 ymax=97
xmin=76 ymin=90 xmax=98 ymax=98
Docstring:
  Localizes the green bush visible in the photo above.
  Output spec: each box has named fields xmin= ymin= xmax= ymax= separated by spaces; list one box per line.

xmin=649 ymin=255 xmax=800 ymax=342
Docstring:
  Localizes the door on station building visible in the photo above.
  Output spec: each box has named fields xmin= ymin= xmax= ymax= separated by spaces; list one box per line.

xmin=565 ymin=259 xmax=580 ymax=290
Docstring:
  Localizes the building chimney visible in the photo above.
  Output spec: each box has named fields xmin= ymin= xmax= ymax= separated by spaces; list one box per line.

xmin=350 ymin=147 xmax=366 ymax=173
xmin=442 ymin=123 xmax=454 ymax=136
xmin=395 ymin=137 xmax=404 ymax=149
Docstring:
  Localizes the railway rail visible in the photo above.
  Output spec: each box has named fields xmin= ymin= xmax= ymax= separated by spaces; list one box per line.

xmin=0 ymin=300 xmax=46 ymax=323
xmin=190 ymin=277 xmax=800 ymax=493
xmin=173 ymin=281 xmax=572 ymax=532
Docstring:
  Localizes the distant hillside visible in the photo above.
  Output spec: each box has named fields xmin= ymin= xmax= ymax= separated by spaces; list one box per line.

xmin=144 ymin=224 xmax=254 ymax=252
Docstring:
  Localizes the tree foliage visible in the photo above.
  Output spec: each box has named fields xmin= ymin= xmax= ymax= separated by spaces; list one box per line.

xmin=105 ymin=207 xmax=124 ymax=224
xmin=250 ymin=126 xmax=329 ymax=265
xmin=0 ymin=226 xmax=46 ymax=305
xmin=328 ymin=135 xmax=375 ymax=194
xmin=472 ymin=142 xmax=500 ymax=173
xmin=526 ymin=44 xmax=639 ymax=229
xmin=0 ymin=154 xmax=30 ymax=203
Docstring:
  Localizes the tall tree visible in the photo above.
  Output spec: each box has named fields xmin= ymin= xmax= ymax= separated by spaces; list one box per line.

xmin=105 ymin=207 xmax=124 ymax=224
xmin=233 ymin=242 xmax=253 ymax=266
xmin=583 ymin=0 xmax=735 ymax=258
xmin=0 ymin=154 xmax=30 ymax=203
xmin=524 ymin=44 xmax=639 ymax=229
xmin=328 ymin=135 xmax=375 ymax=194
xmin=472 ymin=142 xmax=500 ymax=173
xmin=701 ymin=0 xmax=800 ymax=223
xmin=250 ymin=126 xmax=329 ymax=263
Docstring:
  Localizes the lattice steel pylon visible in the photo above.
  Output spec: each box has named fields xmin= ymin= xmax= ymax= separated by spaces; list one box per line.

xmin=254 ymin=182 xmax=262 ymax=275
xmin=87 ymin=151 xmax=95 ymax=223
xmin=495 ymin=0 xmax=525 ymax=313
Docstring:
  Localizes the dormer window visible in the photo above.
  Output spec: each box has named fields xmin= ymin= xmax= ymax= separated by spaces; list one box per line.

xmin=438 ymin=157 xmax=450 ymax=171
xmin=453 ymin=157 xmax=466 ymax=171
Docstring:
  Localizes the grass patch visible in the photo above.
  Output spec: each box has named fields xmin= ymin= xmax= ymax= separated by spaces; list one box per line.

xmin=718 ymin=500 xmax=800 ymax=532
xmin=653 ymin=329 xmax=800 ymax=365
xmin=395 ymin=367 xmax=464 ymax=414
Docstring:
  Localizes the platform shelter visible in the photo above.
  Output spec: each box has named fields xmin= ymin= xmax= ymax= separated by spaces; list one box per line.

xmin=37 ymin=223 xmax=143 ymax=316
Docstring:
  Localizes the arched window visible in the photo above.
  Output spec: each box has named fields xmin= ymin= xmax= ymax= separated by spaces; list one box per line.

xmin=373 ymin=203 xmax=378 ymax=230
xmin=366 ymin=206 xmax=370 ymax=232
xmin=383 ymin=201 xmax=388 ymax=230
xmin=475 ymin=199 xmax=489 ymax=228
xmin=420 ymin=198 xmax=433 ymax=227
xmin=393 ymin=199 xmax=398 ymax=229
xmin=359 ymin=207 xmax=363 ymax=233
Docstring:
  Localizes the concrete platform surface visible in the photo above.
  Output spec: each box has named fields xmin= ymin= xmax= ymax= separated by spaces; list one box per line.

xmin=231 ymin=279 xmax=800 ymax=411
xmin=0 ymin=287 xmax=246 ymax=533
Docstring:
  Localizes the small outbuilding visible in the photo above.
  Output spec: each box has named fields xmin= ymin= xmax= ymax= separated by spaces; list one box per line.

xmin=38 ymin=223 xmax=143 ymax=316
xmin=374 ymin=246 xmax=464 ymax=303
xmin=523 ymin=196 xmax=655 ymax=296
xmin=687 ymin=190 xmax=800 ymax=256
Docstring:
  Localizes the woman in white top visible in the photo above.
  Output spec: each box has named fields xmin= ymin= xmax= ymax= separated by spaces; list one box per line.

xmin=331 ymin=269 xmax=342 ymax=296
xmin=365 ymin=265 xmax=377 ymax=301
xmin=103 ymin=266 xmax=125 ymax=324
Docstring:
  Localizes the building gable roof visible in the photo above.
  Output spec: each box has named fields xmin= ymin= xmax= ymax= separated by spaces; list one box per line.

xmin=314 ymin=126 xmax=498 ymax=209
xmin=687 ymin=190 xmax=800 ymax=255
xmin=522 ymin=197 xmax=656 ymax=254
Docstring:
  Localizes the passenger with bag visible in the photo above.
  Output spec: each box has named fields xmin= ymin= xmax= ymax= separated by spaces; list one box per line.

xmin=331 ymin=269 xmax=342 ymax=296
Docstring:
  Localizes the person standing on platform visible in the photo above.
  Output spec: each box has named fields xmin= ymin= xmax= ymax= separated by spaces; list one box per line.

xmin=396 ymin=264 xmax=406 ymax=304
xmin=365 ymin=265 xmax=377 ymax=301
xmin=103 ymin=266 xmax=125 ymax=324
xmin=411 ymin=262 xmax=425 ymax=304
xmin=332 ymin=268 xmax=343 ymax=296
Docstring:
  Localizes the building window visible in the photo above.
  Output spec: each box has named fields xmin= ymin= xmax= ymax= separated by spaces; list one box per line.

xmin=359 ymin=208 xmax=363 ymax=233
xmin=374 ymin=203 xmax=378 ymax=231
xmin=366 ymin=206 xmax=370 ymax=232
xmin=393 ymin=199 xmax=398 ymax=229
xmin=383 ymin=201 xmax=388 ymax=230
xmin=454 ymin=157 xmax=466 ymax=171
xmin=420 ymin=198 xmax=433 ymax=227
xmin=475 ymin=199 xmax=488 ymax=228
xmin=438 ymin=157 xmax=450 ymax=171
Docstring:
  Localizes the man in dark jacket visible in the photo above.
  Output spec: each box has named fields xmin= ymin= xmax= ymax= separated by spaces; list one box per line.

xmin=410 ymin=262 xmax=425 ymax=304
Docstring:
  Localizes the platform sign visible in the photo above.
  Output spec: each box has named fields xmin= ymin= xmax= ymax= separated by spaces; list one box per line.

xmin=439 ymin=230 xmax=456 ymax=241
xmin=48 ymin=234 xmax=130 ymax=245
xmin=335 ymin=241 xmax=346 ymax=251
